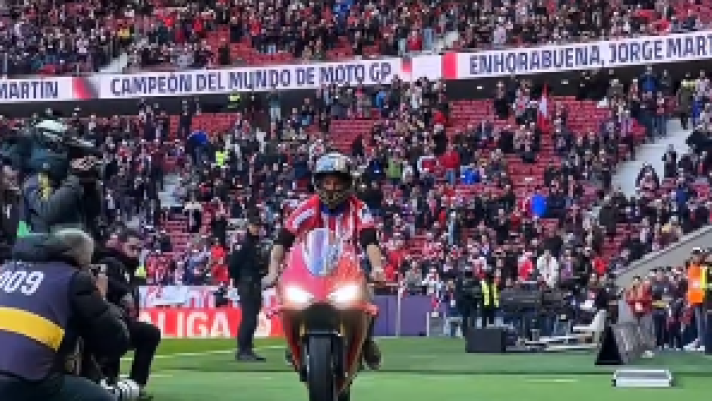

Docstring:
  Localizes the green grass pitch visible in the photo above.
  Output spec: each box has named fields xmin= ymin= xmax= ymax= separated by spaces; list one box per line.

xmin=122 ymin=338 xmax=712 ymax=400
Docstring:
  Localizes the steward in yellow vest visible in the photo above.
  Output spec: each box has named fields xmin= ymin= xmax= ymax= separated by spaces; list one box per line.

xmin=226 ymin=93 xmax=241 ymax=110
xmin=480 ymin=274 xmax=499 ymax=328
xmin=215 ymin=150 xmax=227 ymax=167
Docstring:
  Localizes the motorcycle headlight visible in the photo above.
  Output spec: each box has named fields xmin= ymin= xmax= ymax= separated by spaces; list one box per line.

xmin=285 ymin=286 xmax=313 ymax=305
xmin=329 ymin=284 xmax=361 ymax=304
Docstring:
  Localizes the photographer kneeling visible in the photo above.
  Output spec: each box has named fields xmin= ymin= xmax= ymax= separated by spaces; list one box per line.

xmin=0 ymin=229 xmax=129 ymax=401
xmin=95 ymin=228 xmax=161 ymax=401
xmin=20 ymin=120 xmax=102 ymax=236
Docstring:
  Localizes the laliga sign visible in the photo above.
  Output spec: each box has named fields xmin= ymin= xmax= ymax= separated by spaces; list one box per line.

xmin=139 ymin=308 xmax=282 ymax=338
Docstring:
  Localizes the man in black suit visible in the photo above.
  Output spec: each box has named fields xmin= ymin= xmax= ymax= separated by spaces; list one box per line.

xmin=229 ymin=217 xmax=267 ymax=361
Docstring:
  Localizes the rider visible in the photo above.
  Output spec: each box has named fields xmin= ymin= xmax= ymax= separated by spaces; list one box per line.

xmin=262 ymin=152 xmax=384 ymax=369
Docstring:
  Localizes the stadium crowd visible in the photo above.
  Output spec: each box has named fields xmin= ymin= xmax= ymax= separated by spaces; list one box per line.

xmin=0 ymin=0 xmax=154 ymax=77
xmin=3 ymin=0 xmax=710 ymax=74
xmin=123 ymin=0 xmax=712 ymax=69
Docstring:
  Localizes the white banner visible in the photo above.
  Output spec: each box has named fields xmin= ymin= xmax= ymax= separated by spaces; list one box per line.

xmin=0 ymin=77 xmax=79 ymax=103
xmin=450 ymin=30 xmax=712 ymax=79
xmin=99 ymin=58 xmax=404 ymax=99
xmin=3 ymin=30 xmax=708 ymax=104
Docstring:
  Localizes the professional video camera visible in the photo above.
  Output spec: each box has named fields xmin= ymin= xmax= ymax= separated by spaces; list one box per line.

xmin=256 ymin=238 xmax=274 ymax=277
xmin=0 ymin=119 xmax=102 ymax=181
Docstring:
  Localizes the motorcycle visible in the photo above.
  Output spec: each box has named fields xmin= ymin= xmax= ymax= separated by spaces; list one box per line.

xmin=271 ymin=228 xmax=377 ymax=401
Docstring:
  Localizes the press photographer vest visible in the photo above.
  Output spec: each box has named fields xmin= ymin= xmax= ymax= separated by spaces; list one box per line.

xmin=481 ymin=281 xmax=499 ymax=308
xmin=0 ymin=261 xmax=75 ymax=381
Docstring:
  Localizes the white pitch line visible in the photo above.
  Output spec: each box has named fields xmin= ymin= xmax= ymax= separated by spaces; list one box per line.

xmin=121 ymin=336 xmax=397 ymax=361
xmin=121 ymin=373 xmax=174 ymax=378
xmin=523 ymin=378 xmax=580 ymax=383
xmin=120 ymin=345 xmax=284 ymax=361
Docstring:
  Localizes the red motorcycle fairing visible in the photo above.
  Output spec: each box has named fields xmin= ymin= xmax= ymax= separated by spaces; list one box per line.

xmin=273 ymin=228 xmax=377 ymax=393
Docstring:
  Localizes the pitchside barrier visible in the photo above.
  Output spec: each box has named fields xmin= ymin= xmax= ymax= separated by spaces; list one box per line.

xmin=138 ymin=285 xmax=431 ymax=338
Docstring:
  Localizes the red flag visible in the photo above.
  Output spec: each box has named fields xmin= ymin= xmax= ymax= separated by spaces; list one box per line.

xmin=537 ymin=84 xmax=550 ymax=133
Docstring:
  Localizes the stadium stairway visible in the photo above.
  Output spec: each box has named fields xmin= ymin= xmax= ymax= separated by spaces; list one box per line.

xmin=123 ymin=173 xmax=181 ymax=230
xmin=99 ymin=53 xmax=130 ymax=73
xmin=611 ymin=119 xmax=691 ymax=197
xmin=615 ymin=225 xmax=712 ymax=287
xmin=611 ymin=120 xmax=712 ymax=288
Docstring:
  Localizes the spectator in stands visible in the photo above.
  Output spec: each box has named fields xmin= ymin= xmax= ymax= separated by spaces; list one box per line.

xmin=667 ymin=269 xmax=686 ymax=350
xmin=626 ymin=275 xmax=655 ymax=354
xmin=678 ymin=74 xmax=696 ymax=129
xmin=537 ymin=249 xmax=559 ymax=289
xmin=650 ymin=268 xmax=674 ymax=349
xmin=183 ymin=195 xmax=203 ymax=234
xmin=531 ymin=188 xmax=547 ymax=219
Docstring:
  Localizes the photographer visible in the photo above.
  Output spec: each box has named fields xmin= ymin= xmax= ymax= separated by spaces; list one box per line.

xmin=94 ymin=228 xmax=160 ymax=401
xmin=0 ymin=229 xmax=129 ymax=401
xmin=17 ymin=120 xmax=102 ymax=237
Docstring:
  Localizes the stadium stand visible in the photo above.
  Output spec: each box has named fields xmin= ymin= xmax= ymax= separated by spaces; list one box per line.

xmin=127 ymin=0 xmax=712 ymax=70
xmin=2 ymin=0 xmax=710 ymax=75
xmin=0 ymin=0 xmax=158 ymax=77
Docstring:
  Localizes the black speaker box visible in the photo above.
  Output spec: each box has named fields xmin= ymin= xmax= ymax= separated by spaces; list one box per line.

xmin=595 ymin=322 xmax=644 ymax=365
xmin=465 ymin=327 xmax=507 ymax=353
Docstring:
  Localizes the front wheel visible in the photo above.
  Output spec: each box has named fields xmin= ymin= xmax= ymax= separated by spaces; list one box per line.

xmin=306 ymin=336 xmax=337 ymax=401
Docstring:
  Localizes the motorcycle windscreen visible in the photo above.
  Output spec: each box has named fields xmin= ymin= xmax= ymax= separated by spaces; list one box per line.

xmin=299 ymin=228 xmax=343 ymax=277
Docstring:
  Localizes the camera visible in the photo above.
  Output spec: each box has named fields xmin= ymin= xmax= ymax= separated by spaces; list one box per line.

xmin=30 ymin=120 xmax=103 ymax=180
xmin=0 ymin=119 xmax=103 ymax=181
xmin=256 ymin=238 xmax=273 ymax=277
xmin=90 ymin=264 xmax=108 ymax=277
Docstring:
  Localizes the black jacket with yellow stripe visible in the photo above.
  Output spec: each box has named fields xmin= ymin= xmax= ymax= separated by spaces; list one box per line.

xmin=0 ymin=235 xmax=129 ymax=385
